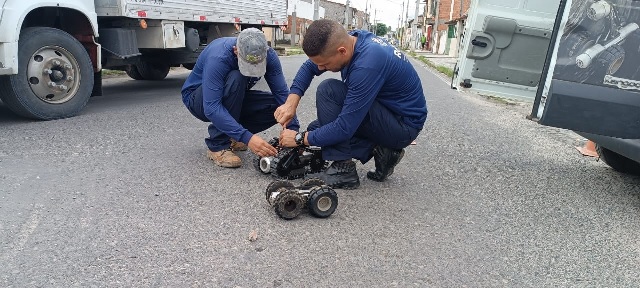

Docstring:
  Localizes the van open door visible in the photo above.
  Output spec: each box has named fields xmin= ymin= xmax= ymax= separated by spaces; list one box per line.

xmin=532 ymin=0 xmax=640 ymax=172
xmin=452 ymin=0 xmax=560 ymax=99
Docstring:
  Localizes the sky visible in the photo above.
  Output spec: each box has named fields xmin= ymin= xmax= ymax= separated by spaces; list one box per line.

xmin=328 ymin=0 xmax=423 ymax=30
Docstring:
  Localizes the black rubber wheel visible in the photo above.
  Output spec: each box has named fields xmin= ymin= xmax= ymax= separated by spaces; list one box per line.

xmin=125 ymin=65 xmax=144 ymax=80
xmin=265 ymin=180 xmax=294 ymax=201
xmin=182 ymin=63 xmax=195 ymax=70
xmin=307 ymin=186 xmax=338 ymax=218
xmin=274 ymin=190 xmax=304 ymax=220
xmin=0 ymin=27 xmax=94 ymax=120
xmin=596 ymin=144 xmax=640 ymax=175
xmin=596 ymin=45 xmax=625 ymax=75
xmin=555 ymin=31 xmax=595 ymax=82
xmin=136 ymin=61 xmax=170 ymax=80
xmin=301 ymin=178 xmax=325 ymax=189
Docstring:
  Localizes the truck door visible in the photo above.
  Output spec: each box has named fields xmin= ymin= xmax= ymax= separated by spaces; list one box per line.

xmin=452 ymin=0 xmax=560 ymax=99
xmin=532 ymin=0 xmax=640 ymax=140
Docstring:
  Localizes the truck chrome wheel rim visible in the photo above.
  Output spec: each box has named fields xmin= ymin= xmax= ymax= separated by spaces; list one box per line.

xmin=317 ymin=196 xmax=332 ymax=212
xmin=27 ymin=46 xmax=81 ymax=104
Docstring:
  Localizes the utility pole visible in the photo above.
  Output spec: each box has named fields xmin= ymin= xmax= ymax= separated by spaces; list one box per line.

xmin=373 ymin=9 xmax=377 ymax=35
xmin=344 ymin=0 xmax=350 ymax=30
xmin=397 ymin=14 xmax=401 ymax=40
xmin=400 ymin=1 xmax=405 ymax=47
xmin=405 ymin=0 xmax=409 ymax=48
xmin=313 ymin=0 xmax=319 ymax=21
xmin=364 ymin=0 xmax=369 ymax=31
xmin=411 ymin=0 xmax=419 ymax=52
xmin=432 ymin=0 xmax=439 ymax=53
xmin=291 ymin=10 xmax=297 ymax=46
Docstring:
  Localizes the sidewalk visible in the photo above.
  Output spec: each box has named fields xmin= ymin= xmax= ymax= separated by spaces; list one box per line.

xmin=276 ymin=43 xmax=459 ymax=73
xmin=273 ymin=43 xmax=304 ymax=56
xmin=413 ymin=50 xmax=457 ymax=71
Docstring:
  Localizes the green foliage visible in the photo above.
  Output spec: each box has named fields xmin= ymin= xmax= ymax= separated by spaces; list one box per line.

xmin=286 ymin=49 xmax=305 ymax=56
xmin=376 ymin=23 xmax=388 ymax=36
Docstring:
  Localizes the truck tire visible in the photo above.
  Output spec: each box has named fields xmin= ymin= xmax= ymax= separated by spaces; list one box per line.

xmin=136 ymin=62 xmax=170 ymax=80
xmin=182 ymin=63 xmax=195 ymax=70
xmin=125 ymin=65 xmax=145 ymax=80
xmin=596 ymin=144 xmax=640 ymax=175
xmin=0 ymin=27 xmax=94 ymax=120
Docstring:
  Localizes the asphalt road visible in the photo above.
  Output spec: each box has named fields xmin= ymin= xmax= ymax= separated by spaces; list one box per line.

xmin=1 ymin=55 xmax=639 ymax=287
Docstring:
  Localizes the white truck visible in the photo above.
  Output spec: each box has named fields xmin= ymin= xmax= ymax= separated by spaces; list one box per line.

xmin=453 ymin=0 xmax=640 ymax=175
xmin=0 ymin=0 xmax=287 ymax=120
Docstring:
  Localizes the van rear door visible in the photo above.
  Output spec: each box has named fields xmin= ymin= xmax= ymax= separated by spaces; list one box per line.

xmin=532 ymin=0 xmax=640 ymax=140
xmin=452 ymin=0 xmax=559 ymax=100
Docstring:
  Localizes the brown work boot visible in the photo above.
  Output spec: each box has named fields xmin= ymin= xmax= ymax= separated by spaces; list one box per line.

xmin=207 ymin=149 xmax=242 ymax=168
xmin=230 ymin=139 xmax=248 ymax=151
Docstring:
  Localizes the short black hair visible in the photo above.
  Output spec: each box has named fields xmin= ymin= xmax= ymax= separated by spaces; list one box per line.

xmin=302 ymin=19 xmax=346 ymax=57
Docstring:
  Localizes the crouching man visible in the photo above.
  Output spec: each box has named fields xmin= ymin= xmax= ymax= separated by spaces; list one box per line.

xmin=181 ymin=28 xmax=299 ymax=167
xmin=275 ymin=20 xmax=428 ymax=188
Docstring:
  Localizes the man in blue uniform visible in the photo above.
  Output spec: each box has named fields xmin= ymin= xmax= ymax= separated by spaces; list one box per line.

xmin=181 ymin=28 xmax=299 ymax=168
xmin=275 ymin=19 xmax=428 ymax=189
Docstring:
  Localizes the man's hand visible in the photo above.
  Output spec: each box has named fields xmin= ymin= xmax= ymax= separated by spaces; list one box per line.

xmin=274 ymin=94 xmax=301 ymax=127
xmin=248 ymin=135 xmax=278 ymax=157
xmin=279 ymin=129 xmax=299 ymax=148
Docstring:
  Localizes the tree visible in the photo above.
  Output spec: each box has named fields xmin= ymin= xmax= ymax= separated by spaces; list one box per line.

xmin=376 ymin=23 xmax=388 ymax=36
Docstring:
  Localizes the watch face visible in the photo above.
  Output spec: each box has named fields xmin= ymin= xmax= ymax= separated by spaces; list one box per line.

xmin=295 ymin=133 xmax=302 ymax=143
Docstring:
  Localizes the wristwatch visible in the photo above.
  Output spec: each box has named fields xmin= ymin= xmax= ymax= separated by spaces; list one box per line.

xmin=294 ymin=131 xmax=307 ymax=146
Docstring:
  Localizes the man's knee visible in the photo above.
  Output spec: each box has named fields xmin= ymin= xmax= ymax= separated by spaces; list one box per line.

xmin=317 ymin=79 xmax=346 ymax=102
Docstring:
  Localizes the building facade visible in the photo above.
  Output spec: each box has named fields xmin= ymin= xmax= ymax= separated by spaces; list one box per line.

xmin=282 ymin=0 xmax=371 ymax=46
xmin=423 ymin=0 xmax=470 ymax=55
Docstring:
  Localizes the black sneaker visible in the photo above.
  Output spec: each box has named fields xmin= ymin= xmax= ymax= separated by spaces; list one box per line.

xmin=305 ymin=160 xmax=360 ymax=189
xmin=366 ymin=146 xmax=405 ymax=182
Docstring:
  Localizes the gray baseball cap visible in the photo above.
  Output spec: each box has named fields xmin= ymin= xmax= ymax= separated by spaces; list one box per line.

xmin=237 ymin=28 xmax=268 ymax=77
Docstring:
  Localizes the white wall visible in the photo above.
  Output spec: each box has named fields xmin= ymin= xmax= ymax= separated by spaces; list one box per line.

xmin=437 ymin=32 xmax=447 ymax=54
xmin=288 ymin=0 xmax=325 ymax=20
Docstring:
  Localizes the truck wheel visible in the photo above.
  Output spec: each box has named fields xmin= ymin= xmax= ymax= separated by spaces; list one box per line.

xmin=136 ymin=62 xmax=170 ymax=80
xmin=274 ymin=190 xmax=304 ymax=220
xmin=596 ymin=144 xmax=640 ymax=175
xmin=307 ymin=186 xmax=338 ymax=218
xmin=0 ymin=27 xmax=94 ymax=120
xmin=125 ymin=65 xmax=145 ymax=80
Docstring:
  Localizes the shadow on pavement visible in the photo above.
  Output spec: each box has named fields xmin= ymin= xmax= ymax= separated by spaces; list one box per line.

xmin=0 ymin=71 xmax=190 ymax=123
xmin=0 ymin=102 xmax=31 ymax=123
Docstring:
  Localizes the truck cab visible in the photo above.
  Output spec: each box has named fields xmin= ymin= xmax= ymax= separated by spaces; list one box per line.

xmin=453 ymin=0 xmax=640 ymax=175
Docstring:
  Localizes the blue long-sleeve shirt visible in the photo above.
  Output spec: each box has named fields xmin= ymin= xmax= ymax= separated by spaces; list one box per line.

xmin=181 ymin=37 xmax=298 ymax=144
xmin=289 ymin=30 xmax=428 ymax=147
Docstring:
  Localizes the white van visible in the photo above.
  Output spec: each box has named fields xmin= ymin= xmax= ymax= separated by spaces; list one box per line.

xmin=452 ymin=0 xmax=640 ymax=175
